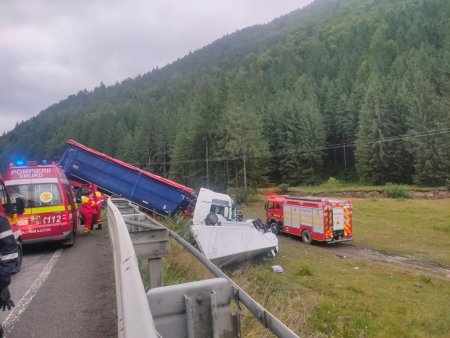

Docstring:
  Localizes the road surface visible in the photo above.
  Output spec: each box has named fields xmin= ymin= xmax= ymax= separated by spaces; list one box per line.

xmin=0 ymin=225 xmax=117 ymax=337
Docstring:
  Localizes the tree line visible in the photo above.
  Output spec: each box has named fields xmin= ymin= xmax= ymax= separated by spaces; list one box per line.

xmin=1 ymin=0 xmax=449 ymax=191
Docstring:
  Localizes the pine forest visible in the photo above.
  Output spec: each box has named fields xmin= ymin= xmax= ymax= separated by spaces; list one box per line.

xmin=1 ymin=0 xmax=449 ymax=192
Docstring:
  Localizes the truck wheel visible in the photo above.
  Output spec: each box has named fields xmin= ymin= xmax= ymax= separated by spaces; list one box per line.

xmin=205 ymin=213 xmax=218 ymax=225
xmin=302 ymin=230 xmax=312 ymax=244
xmin=14 ymin=241 xmax=23 ymax=274
xmin=270 ymin=221 xmax=279 ymax=235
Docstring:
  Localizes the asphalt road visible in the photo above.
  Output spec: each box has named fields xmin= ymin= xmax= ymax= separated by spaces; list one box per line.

xmin=1 ymin=225 xmax=117 ymax=338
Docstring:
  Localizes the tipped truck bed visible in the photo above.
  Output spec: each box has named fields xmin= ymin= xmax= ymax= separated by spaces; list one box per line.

xmin=59 ymin=140 xmax=195 ymax=216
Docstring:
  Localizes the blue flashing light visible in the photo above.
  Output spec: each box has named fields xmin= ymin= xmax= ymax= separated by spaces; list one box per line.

xmin=15 ymin=160 xmax=24 ymax=166
xmin=42 ymin=160 xmax=47 ymax=165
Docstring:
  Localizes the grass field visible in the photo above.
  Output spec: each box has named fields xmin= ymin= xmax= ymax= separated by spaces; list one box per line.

xmin=158 ymin=191 xmax=450 ymax=337
xmin=243 ymin=198 xmax=450 ymax=266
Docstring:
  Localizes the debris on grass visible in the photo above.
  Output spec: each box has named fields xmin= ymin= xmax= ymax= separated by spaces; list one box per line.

xmin=272 ymin=265 xmax=284 ymax=273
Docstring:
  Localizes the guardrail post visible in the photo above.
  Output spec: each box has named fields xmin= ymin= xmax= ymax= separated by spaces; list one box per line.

xmin=148 ymin=258 xmax=163 ymax=288
xmin=121 ymin=214 xmax=170 ymax=289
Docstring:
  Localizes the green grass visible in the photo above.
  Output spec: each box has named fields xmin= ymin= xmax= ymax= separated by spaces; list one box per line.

xmin=243 ymin=197 xmax=450 ymax=266
xmin=352 ymin=199 xmax=450 ymax=265
xmin=155 ymin=192 xmax=450 ymax=337
xmin=237 ymin=196 xmax=450 ymax=337
xmin=231 ymin=238 xmax=450 ymax=337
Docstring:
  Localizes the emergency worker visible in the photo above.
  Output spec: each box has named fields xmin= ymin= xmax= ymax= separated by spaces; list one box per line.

xmin=80 ymin=189 xmax=97 ymax=234
xmin=0 ymin=215 xmax=18 ymax=338
xmin=93 ymin=186 xmax=103 ymax=230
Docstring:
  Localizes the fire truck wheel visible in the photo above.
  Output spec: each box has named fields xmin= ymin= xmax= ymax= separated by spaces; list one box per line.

xmin=302 ymin=230 xmax=312 ymax=244
xmin=270 ymin=222 xmax=279 ymax=235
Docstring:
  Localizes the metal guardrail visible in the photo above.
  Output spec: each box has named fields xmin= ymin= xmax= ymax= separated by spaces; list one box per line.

xmin=107 ymin=199 xmax=159 ymax=338
xmin=108 ymin=197 xmax=299 ymax=338
xmin=136 ymin=216 xmax=299 ymax=338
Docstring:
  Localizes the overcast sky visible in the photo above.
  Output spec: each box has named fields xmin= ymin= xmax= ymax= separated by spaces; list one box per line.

xmin=0 ymin=0 xmax=313 ymax=135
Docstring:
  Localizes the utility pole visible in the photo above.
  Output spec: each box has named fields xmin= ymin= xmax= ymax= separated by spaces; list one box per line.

xmin=343 ymin=138 xmax=347 ymax=169
xmin=205 ymin=139 xmax=209 ymax=188
xmin=243 ymin=151 xmax=247 ymax=189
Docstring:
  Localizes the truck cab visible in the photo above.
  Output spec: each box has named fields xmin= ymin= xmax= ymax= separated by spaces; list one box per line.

xmin=192 ymin=188 xmax=234 ymax=225
xmin=0 ymin=177 xmax=25 ymax=272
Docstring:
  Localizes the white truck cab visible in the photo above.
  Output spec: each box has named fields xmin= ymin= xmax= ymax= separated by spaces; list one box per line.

xmin=192 ymin=188 xmax=234 ymax=225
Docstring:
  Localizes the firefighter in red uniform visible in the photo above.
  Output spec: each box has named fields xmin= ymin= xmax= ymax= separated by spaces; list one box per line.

xmin=80 ymin=189 xmax=97 ymax=234
xmin=93 ymin=186 xmax=103 ymax=230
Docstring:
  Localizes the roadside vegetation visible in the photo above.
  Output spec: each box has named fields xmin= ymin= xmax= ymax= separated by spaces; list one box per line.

xmin=156 ymin=185 xmax=450 ymax=337
xmin=260 ymin=178 xmax=445 ymax=197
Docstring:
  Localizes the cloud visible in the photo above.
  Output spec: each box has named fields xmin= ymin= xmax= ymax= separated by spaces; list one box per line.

xmin=0 ymin=0 xmax=312 ymax=134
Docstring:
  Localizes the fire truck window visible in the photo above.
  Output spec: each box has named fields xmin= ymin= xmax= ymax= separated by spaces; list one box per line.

xmin=267 ymin=202 xmax=274 ymax=209
xmin=276 ymin=203 xmax=281 ymax=209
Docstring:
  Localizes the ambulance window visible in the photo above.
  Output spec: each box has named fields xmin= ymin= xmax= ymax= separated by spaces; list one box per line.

xmin=7 ymin=184 xmax=62 ymax=208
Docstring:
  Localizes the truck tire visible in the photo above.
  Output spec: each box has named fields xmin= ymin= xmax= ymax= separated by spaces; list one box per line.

xmin=270 ymin=221 xmax=280 ymax=235
xmin=302 ymin=230 xmax=312 ymax=244
xmin=205 ymin=213 xmax=218 ymax=226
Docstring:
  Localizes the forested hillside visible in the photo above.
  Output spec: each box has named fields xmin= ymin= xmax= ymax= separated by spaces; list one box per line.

xmin=1 ymin=0 xmax=449 ymax=191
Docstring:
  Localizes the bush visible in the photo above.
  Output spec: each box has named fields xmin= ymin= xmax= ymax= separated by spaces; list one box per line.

xmin=166 ymin=214 xmax=196 ymax=245
xmin=278 ymin=183 xmax=289 ymax=194
xmin=446 ymin=179 xmax=450 ymax=192
xmin=229 ymin=187 xmax=258 ymax=204
xmin=384 ymin=184 xmax=411 ymax=199
xmin=326 ymin=177 xmax=341 ymax=186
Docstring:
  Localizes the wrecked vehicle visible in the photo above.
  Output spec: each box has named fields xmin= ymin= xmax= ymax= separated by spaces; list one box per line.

xmin=191 ymin=188 xmax=278 ymax=266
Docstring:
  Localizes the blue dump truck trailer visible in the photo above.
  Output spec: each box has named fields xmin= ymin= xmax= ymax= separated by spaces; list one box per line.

xmin=59 ymin=140 xmax=196 ymax=216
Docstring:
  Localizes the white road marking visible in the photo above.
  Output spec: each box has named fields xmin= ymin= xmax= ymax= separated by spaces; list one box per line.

xmin=3 ymin=249 xmax=62 ymax=336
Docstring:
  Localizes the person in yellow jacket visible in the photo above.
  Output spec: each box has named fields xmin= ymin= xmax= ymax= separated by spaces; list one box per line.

xmin=93 ymin=188 xmax=104 ymax=230
xmin=80 ymin=189 xmax=97 ymax=234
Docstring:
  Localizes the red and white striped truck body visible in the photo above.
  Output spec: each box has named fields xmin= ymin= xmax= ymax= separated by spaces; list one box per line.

xmin=265 ymin=195 xmax=353 ymax=244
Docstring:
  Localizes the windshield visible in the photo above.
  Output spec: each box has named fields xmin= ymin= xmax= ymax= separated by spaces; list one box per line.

xmin=7 ymin=184 xmax=62 ymax=208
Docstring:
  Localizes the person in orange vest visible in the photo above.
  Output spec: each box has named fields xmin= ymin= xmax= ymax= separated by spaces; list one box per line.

xmin=92 ymin=186 xmax=104 ymax=230
xmin=80 ymin=189 xmax=97 ymax=234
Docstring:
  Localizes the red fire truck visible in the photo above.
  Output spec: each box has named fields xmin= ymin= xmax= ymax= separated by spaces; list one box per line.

xmin=3 ymin=161 xmax=79 ymax=246
xmin=265 ymin=195 xmax=353 ymax=244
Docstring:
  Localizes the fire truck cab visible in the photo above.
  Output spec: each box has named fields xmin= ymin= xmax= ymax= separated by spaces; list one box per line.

xmin=265 ymin=195 xmax=352 ymax=244
xmin=3 ymin=161 xmax=79 ymax=246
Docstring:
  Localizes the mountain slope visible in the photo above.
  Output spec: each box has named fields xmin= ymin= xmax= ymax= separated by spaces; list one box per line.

xmin=1 ymin=0 xmax=449 ymax=189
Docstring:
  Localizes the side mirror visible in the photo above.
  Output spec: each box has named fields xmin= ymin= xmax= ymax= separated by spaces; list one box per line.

xmin=14 ymin=197 xmax=25 ymax=215
xmin=264 ymin=202 xmax=268 ymax=210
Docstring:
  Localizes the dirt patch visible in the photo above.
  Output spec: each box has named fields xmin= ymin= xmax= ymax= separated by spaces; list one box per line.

xmin=411 ymin=190 xmax=450 ymax=199
xmin=282 ymin=237 xmax=450 ymax=281
xmin=326 ymin=242 xmax=450 ymax=281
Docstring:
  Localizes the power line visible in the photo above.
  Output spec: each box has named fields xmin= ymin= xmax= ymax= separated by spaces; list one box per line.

xmin=127 ymin=128 xmax=450 ymax=167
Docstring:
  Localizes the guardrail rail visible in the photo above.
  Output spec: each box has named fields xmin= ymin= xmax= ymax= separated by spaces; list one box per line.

xmin=107 ymin=197 xmax=299 ymax=338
